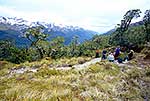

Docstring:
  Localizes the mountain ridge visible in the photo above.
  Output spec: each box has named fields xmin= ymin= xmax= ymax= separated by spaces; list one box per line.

xmin=102 ymin=20 xmax=145 ymax=35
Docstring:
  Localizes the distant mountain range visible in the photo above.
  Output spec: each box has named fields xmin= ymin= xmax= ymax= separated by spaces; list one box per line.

xmin=0 ymin=16 xmax=99 ymax=46
xmin=103 ymin=29 xmax=116 ymax=35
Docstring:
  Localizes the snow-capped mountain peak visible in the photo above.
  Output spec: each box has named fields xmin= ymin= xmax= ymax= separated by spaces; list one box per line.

xmin=0 ymin=16 xmax=84 ymax=32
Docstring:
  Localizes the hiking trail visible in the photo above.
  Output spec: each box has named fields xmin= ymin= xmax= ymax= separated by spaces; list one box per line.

xmin=9 ymin=58 xmax=102 ymax=75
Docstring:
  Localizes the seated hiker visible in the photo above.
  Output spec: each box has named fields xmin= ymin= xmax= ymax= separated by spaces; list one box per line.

xmin=117 ymin=52 xmax=125 ymax=63
xmin=114 ymin=46 xmax=120 ymax=60
xmin=120 ymin=46 xmax=127 ymax=52
xmin=102 ymin=50 xmax=107 ymax=59
xmin=128 ymin=50 xmax=134 ymax=60
xmin=107 ymin=52 xmax=114 ymax=62
xmin=123 ymin=52 xmax=129 ymax=61
xmin=95 ymin=49 xmax=100 ymax=58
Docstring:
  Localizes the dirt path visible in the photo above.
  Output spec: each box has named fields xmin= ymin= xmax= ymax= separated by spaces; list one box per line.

xmin=56 ymin=58 xmax=101 ymax=70
xmin=9 ymin=58 xmax=102 ymax=75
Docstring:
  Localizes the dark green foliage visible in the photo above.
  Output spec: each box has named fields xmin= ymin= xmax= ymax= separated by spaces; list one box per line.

xmin=110 ymin=9 xmax=142 ymax=46
xmin=0 ymin=40 xmax=30 ymax=63
xmin=25 ymin=26 xmax=49 ymax=59
xmin=109 ymin=9 xmax=150 ymax=49
xmin=48 ymin=36 xmax=65 ymax=59
xmin=0 ymin=40 xmax=13 ymax=59
xmin=143 ymin=10 xmax=150 ymax=42
xmin=121 ymin=9 xmax=141 ymax=31
xmin=124 ymin=25 xmax=146 ymax=45
xmin=92 ymin=35 xmax=110 ymax=49
xmin=68 ymin=36 xmax=80 ymax=57
xmin=109 ymin=25 xmax=146 ymax=47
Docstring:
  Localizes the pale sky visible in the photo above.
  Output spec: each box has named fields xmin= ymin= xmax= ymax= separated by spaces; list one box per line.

xmin=0 ymin=0 xmax=150 ymax=33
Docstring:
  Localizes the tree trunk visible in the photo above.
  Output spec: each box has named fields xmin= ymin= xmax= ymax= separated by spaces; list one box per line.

xmin=36 ymin=46 xmax=44 ymax=59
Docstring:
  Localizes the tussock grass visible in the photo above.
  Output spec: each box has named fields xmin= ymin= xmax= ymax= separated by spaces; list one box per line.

xmin=0 ymin=57 xmax=150 ymax=100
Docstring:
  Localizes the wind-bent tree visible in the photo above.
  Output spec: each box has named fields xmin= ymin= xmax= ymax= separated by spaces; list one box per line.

xmin=121 ymin=9 xmax=141 ymax=31
xmin=24 ymin=26 xmax=48 ymax=59
xmin=143 ymin=10 xmax=150 ymax=42
xmin=111 ymin=9 xmax=141 ymax=46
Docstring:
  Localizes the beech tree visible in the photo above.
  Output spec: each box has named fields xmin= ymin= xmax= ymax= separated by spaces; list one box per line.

xmin=111 ymin=9 xmax=141 ymax=46
xmin=24 ymin=26 xmax=48 ymax=59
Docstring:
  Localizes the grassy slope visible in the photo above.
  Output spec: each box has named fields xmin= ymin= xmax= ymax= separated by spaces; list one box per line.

xmin=0 ymin=56 xmax=150 ymax=101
